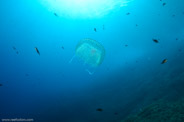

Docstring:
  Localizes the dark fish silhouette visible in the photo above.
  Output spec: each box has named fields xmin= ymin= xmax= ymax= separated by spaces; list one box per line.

xmin=103 ymin=25 xmax=105 ymax=30
xmin=96 ymin=108 xmax=103 ymax=112
xmin=0 ymin=84 xmax=2 ymax=86
xmin=114 ymin=112 xmax=118 ymax=115
xmin=35 ymin=47 xmax=40 ymax=55
xmin=61 ymin=46 xmax=64 ymax=49
xmin=163 ymin=3 xmax=166 ymax=6
xmin=126 ymin=12 xmax=130 ymax=15
xmin=12 ymin=46 xmax=16 ymax=50
xmin=94 ymin=28 xmax=97 ymax=32
xmin=161 ymin=59 xmax=167 ymax=64
xmin=54 ymin=13 xmax=58 ymax=17
xmin=125 ymin=44 xmax=128 ymax=47
xmin=12 ymin=46 xmax=19 ymax=54
xmin=153 ymin=39 xmax=159 ymax=43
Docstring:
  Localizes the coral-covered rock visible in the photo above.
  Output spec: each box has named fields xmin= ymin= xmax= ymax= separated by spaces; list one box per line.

xmin=122 ymin=99 xmax=184 ymax=122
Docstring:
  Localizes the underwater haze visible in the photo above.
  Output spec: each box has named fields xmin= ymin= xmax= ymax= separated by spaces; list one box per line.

xmin=0 ymin=0 xmax=184 ymax=122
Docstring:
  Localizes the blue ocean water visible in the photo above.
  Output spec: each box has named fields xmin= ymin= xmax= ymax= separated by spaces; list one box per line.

xmin=0 ymin=0 xmax=184 ymax=122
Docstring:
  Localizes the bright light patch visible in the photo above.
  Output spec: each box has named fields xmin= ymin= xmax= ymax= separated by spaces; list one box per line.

xmin=40 ymin=0 xmax=130 ymax=18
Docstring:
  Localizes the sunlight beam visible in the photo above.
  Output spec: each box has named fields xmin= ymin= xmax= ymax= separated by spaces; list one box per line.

xmin=40 ymin=0 xmax=130 ymax=18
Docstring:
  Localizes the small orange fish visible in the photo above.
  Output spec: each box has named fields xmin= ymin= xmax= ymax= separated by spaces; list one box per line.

xmin=35 ymin=47 xmax=40 ymax=55
xmin=161 ymin=59 xmax=167 ymax=64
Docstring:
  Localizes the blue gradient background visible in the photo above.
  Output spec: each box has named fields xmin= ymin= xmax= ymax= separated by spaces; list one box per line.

xmin=0 ymin=0 xmax=184 ymax=122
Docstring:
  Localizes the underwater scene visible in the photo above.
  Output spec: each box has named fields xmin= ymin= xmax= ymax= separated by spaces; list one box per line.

xmin=0 ymin=0 xmax=184 ymax=122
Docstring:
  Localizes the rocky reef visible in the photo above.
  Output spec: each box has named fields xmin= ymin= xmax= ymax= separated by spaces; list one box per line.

xmin=122 ymin=99 xmax=184 ymax=122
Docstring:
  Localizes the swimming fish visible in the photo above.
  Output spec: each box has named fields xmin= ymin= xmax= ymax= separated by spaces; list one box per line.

xmin=12 ymin=46 xmax=16 ymax=50
xmin=153 ymin=39 xmax=159 ymax=43
xmin=35 ymin=47 xmax=40 ymax=55
xmin=125 ymin=44 xmax=128 ymax=47
xmin=94 ymin=28 xmax=97 ymax=32
xmin=61 ymin=46 xmax=64 ymax=50
xmin=103 ymin=25 xmax=105 ymax=30
xmin=0 ymin=84 xmax=2 ymax=86
xmin=114 ymin=112 xmax=118 ymax=115
xmin=163 ymin=3 xmax=166 ymax=6
xmin=161 ymin=59 xmax=167 ymax=64
xmin=12 ymin=46 xmax=19 ymax=54
xmin=96 ymin=108 xmax=103 ymax=112
xmin=54 ymin=13 xmax=58 ymax=17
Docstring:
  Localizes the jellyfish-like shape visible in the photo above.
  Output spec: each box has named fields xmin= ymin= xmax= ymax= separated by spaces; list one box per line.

xmin=70 ymin=38 xmax=105 ymax=74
